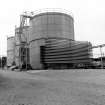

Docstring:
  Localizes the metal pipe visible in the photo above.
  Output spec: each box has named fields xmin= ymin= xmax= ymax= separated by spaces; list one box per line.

xmin=1 ymin=55 xmax=2 ymax=69
xmin=99 ymin=46 xmax=103 ymax=69
xmin=25 ymin=17 xmax=28 ymax=71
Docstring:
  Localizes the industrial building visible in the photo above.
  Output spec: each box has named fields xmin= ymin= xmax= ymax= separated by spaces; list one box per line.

xmin=7 ymin=11 xmax=92 ymax=70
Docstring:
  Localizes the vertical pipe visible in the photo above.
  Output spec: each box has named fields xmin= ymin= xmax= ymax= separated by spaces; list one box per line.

xmin=19 ymin=47 xmax=21 ymax=70
xmin=26 ymin=45 xmax=27 ymax=70
xmin=1 ymin=55 xmax=2 ymax=69
xmin=26 ymin=19 xmax=27 ymax=70
xmin=100 ymin=46 xmax=103 ymax=69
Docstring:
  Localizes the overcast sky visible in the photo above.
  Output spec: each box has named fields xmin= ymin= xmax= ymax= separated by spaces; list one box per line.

xmin=0 ymin=0 xmax=105 ymax=57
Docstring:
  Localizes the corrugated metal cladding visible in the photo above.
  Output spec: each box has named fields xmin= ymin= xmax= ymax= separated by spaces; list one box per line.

xmin=29 ymin=12 xmax=74 ymax=69
xmin=29 ymin=12 xmax=74 ymax=41
xmin=43 ymin=38 xmax=92 ymax=63
xmin=40 ymin=38 xmax=92 ymax=69
xmin=7 ymin=37 xmax=15 ymax=66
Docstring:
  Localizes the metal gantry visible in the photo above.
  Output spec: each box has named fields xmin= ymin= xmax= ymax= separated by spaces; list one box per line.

xmin=18 ymin=11 xmax=34 ymax=70
xmin=92 ymin=44 xmax=105 ymax=69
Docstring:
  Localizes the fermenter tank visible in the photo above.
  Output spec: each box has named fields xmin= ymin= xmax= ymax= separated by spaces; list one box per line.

xmin=29 ymin=12 xmax=74 ymax=69
xmin=29 ymin=12 xmax=74 ymax=41
xmin=7 ymin=36 xmax=15 ymax=67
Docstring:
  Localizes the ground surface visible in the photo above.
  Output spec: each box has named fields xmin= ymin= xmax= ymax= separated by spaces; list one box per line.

xmin=0 ymin=69 xmax=105 ymax=105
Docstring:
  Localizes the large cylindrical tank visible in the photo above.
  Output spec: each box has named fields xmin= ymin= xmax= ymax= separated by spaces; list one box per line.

xmin=29 ymin=12 xmax=74 ymax=69
xmin=29 ymin=12 xmax=74 ymax=41
xmin=7 ymin=36 xmax=15 ymax=67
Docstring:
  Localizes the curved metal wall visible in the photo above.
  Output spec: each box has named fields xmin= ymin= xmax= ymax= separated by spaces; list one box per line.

xmin=29 ymin=12 xmax=74 ymax=41
xmin=29 ymin=39 xmax=45 ymax=69
xmin=7 ymin=37 xmax=15 ymax=66
xmin=14 ymin=45 xmax=20 ymax=66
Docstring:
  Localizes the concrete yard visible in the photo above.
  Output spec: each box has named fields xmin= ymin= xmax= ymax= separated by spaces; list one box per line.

xmin=0 ymin=69 xmax=105 ymax=105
